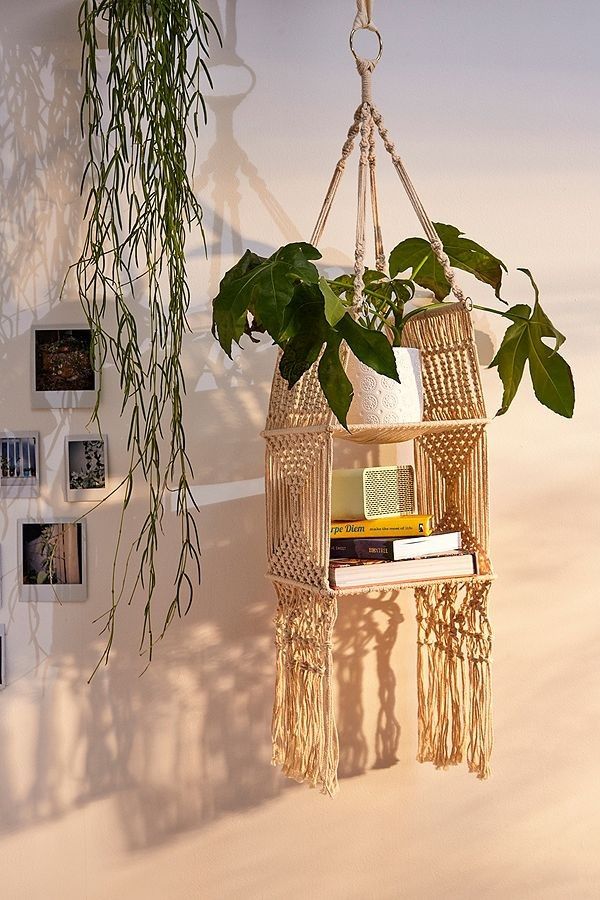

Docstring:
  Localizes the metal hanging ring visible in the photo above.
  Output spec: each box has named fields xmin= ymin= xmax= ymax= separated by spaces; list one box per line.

xmin=349 ymin=26 xmax=383 ymax=65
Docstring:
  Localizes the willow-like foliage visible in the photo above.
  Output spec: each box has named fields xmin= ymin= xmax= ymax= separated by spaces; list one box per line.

xmin=76 ymin=1 xmax=219 ymax=668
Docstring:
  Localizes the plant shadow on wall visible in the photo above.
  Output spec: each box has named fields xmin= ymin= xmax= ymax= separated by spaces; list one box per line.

xmin=336 ymin=595 xmax=404 ymax=777
xmin=0 ymin=28 xmax=84 ymax=342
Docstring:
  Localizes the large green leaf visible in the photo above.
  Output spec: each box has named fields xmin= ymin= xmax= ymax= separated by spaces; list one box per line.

xmin=212 ymin=249 xmax=265 ymax=353
xmin=318 ymin=334 xmax=354 ymax=430
xmin=274 ymin=243 xmax=321 ymax=282
xmin=212 ymin=242 xmax=321 ymax=356
xmin=518 ymin=268 xmax=566 ymax=351
xmin=336 ymin=314 xmax=400 ymax=383
xmin=279 ymin=284 xmax=329 ymax=387
xmin=278 ymin=284 xmax=399 ymax=427
xmin=489 ymin=273 xmax=574 ymax=418
xmin=319 ymin=276 xmax=347 ymax=327
xmin=389 ymin=223 xmax=507 ymax=301
xmin=489 ymin=304 xmax=531 ymax=415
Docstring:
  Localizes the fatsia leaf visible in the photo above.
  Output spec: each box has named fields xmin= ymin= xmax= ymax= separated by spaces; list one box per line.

xmin=328 ymin=274 xmax=354 ymax=297
xmin=212 ymin=243 xmax=322 ymax=356
xmin=489 ymin=305 xmax=531 ymax=415
xmin=319 ymin=276 xmax=347 ymax=327
xmin=336 ymin=314 xmax=400 ymax=383
xmin=318 ymin=334 xmax=354 ymax=430
xmin=212 ymin=250 xmax=265 ymax=353
xmin=518 ymin=268 xmax=566 ymax=351
xmin=489 ymin=278 xmax=574 ymax=418
xmin=528 ymin=333 xmax=574 ymax=418
xmin=273 ymin=242 xmax=321 ymax=282
xmin=278 ymin=284 xmax=400 ymax=427
xmin=278 ymin=284 xmax=329 ymax=386
xmin=389 ymin=223 xmax=507 ymax=301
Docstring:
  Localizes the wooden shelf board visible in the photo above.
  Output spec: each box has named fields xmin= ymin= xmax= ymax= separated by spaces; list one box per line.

xmin=266 ymin=571 xmax=495 ymax=596
xmin=333 ymin=418 xmax=490 ymax=445
xmin=331 ymin=572 xmax=495 ymax=596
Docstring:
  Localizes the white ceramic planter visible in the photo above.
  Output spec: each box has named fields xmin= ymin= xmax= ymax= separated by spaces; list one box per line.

xmin=346 ymin=346 xmax=423 ymax=425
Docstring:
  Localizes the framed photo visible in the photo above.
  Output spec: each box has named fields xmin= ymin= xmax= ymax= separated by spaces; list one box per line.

xmin=0 ymin=624 xmax=5 ymax=689
xmin=18 ymin=519 xmax=87 ymax=602
xmin=31 ymin=326 xmax=97 ymax=409
xmin=64 ymin=434 xmax=109 ymax=502
xmin=0 ymin=432 xmax=40 ymax=498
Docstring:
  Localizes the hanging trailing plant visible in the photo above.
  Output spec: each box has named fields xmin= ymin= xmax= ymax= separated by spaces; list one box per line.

xmin=74 ymin=1 xmax=220 ymax=668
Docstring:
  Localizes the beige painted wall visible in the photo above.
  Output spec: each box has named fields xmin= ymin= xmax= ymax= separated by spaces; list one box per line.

xmin=1 ymin=1 xmax=598 ymax=898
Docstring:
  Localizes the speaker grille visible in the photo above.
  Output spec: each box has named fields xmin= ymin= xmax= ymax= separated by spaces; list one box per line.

xmin=363 ymin=465 xmax=415 ymax=518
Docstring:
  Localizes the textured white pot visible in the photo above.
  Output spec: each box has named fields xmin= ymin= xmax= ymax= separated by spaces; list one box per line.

xmin=346 ymin=347 xmax=423 ymax=425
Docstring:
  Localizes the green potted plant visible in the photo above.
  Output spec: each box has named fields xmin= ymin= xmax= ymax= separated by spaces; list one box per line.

xmin=211 ymin=223 xmax=575 ymax=425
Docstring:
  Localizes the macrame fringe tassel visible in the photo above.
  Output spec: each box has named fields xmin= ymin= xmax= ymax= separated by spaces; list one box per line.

xmin=271 ymin=584 xmax=339 ymax=795
xmin=416 ymin=581 xmax=492 ymax=777
xmin=466 ymin=581 xmax=493 ymax=779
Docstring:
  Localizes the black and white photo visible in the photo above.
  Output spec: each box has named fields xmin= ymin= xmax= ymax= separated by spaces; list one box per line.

xmin=65 ymin=434 xmax=109 ymax=502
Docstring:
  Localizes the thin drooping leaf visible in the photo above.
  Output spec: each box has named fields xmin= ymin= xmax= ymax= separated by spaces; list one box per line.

xmin=76 ymin=0 xmax=220 ymax=670
xmin=389 ymin=223 xmax=507 ymax=301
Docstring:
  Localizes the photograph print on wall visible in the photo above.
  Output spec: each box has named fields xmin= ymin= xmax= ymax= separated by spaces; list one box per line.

xmin=19 ymin=519 xmax=87 ymax=602
xmin=65 ymin=434 xmax=109 ymax=502
xmin=0 ymin=432 xmax=40 ymax=498
xmin=31 ymin=326 xmax=97 ymax=409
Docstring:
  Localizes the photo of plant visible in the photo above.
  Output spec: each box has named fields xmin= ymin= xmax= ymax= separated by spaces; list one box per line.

xmin=34 ymin=328 xmax=95 ymax=392
xmin=68 ymin=439 xmax=105 ymax=490
xmin=31 ymin=327 xmax=97 ymax=409
xmin=0 ymin=433 xmax=39 ymax=498
xmin=21 ymin=522 xmax=84 ymax=586
xmin=64 ymin=435 xmax=109 ymax=502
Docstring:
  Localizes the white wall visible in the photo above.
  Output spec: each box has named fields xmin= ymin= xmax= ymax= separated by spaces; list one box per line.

xmin=1 ymin=1 xmax=599 ymax=898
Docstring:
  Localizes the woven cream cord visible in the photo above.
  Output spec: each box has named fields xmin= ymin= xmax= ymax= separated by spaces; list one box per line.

xmin=265 ymin=0 xmax=493 ymax=794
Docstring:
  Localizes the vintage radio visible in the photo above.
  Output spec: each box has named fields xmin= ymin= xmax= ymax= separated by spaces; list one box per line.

xmin=331 ymin=465 xmax=415 ymax=521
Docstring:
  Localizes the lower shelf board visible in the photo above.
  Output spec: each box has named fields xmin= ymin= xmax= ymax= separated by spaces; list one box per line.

xmin=267 ymin=572 xmax=495 ymax=596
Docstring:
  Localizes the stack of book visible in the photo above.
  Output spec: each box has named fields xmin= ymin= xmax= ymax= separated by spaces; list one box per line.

xmin=329 ymin=514 xmax=477 ymax=589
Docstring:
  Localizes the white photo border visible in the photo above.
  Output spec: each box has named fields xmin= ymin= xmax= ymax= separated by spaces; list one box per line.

xmin=0 ymin=431 xmax=40 ymax=499
xmin=31 ymin=325 xmax=98 ymax=409
xmin=18 ymin=518 xmax=88 ymax=602
xmin=64 ymin=434 xmax=109 ymax=502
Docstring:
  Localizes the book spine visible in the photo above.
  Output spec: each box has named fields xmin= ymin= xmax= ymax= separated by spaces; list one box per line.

xmin=330 ymin=539 xmax=395 ymax=561
xmin=330 ymin=516 xmax=432 ymax=539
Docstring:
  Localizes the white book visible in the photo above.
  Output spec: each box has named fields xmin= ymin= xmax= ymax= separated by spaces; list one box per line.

xmin=329 ymin=551 xmax=477 ymax=589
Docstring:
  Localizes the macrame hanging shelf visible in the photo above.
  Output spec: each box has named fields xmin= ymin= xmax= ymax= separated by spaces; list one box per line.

xmin=263 ymin=1 xmax=494 ymax=796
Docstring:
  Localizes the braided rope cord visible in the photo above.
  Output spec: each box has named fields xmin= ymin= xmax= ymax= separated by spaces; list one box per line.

xmin=310 ymin=0 xmax=471 ymax=310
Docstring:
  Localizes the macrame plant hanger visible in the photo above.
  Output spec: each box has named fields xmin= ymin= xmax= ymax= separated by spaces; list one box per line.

xmin=264 ymin=0 xmax=494 ymax=796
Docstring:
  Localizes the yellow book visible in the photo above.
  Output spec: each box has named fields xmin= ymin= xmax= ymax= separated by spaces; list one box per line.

xmin=330 ymin=515 xmax=433 ymax=539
